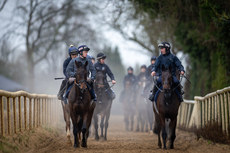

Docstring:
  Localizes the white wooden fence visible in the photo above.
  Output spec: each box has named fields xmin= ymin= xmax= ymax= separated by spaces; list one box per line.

xmin=177 ymin=86 xmax=230 ymax=135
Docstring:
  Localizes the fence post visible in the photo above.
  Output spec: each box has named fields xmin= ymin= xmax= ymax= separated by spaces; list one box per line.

xmin=13 ymin=97 xmax=16 ymax=134
xmin=211 ymin=96 xmax=215 ymax=123
xmin=33 ymin=98 xmax=36 ymax=128
xmin=0 ymin=96 xmax=4 ymax=136
xmin=7 ymin=97 xmax=11 ymax=135
xmin=224 ymin=92 xmax=228 ymax=135
xmin=24 ymin=96 xmax=27 ymax=130
xmin=37 ymin=98 xmax=39 ymax=127
xmin=220 ymin=94 xmax=225 ymax=132
xmin=18 ymin=96 xmax=22 ymax=132
xmin=29 ymin=98 xmax=32 ymax=129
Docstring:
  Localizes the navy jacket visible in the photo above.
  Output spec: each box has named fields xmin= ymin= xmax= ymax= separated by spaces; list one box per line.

xmin=152 ymin=52 xmax=185 ymax=76
xmin=123 ymin=74 xmax=136 ymax=87
xmin=63 ymin=57 xmax=72 ymax=78
xmin=94 ymin=62 xmax=115 ymax=81
xmin=66 ymin=56 xmax=96 ymax=80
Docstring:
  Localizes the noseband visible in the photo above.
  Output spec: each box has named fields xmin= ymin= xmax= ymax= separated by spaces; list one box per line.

xmin=74 ymin=79 xmax=87 ymax=93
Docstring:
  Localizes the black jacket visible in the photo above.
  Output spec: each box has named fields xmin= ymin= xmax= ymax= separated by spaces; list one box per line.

xmin=94 ymin=62 xmax=115 ymax=81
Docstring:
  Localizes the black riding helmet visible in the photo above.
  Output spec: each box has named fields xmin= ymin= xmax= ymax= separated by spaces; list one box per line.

xmin=97 ymin=52 xmax=106 ymax=60
xmin=127 ymin=66 xmax=133 ymax=71
xmin=140 ymin=65 xmax=147 ymax=69
xmin=158 ymin=42 xmax=171 ymax=53
xmin=151 ymin=56 xmax=157 ymax=61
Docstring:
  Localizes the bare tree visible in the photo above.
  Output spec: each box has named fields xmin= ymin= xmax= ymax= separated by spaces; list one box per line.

xmin=0 ymin=0 xmax=8 ymax=12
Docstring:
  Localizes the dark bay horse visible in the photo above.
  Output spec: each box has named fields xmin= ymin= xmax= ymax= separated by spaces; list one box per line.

xmin=120 ymin=80 xmax=136 ymax=131
xmin=153 ymin=66 xmax=181 ymax=149
xmin=68 ymin=61 xmax=96 ymax=148
xmin=93 ymin=71 xmax=113 ymax=140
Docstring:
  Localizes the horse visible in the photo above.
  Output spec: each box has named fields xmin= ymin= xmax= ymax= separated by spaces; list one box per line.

xmin=93 ymin=71 xmax=113 ymax=141
xmin=68 ymin=60 xmax=96 ymax=148
xmin=153 ymin=66 xmax=181 ymax=149
xmin=120 ymin=80 xmax=136 ymax=131
xmin=60 ymin=99 xmax=71 ymax=142
xmin=135 ymin=74 xmax=148 ymax=132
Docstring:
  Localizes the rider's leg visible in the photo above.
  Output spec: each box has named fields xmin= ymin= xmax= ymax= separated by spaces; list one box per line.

xmin=105 ymin=83 xmax=116 ymax=100
xmin=57 ymin=79 xmax=67 ymax=100
xmin=149 ymin=77 xmax=161 ymax=101
xmin=172 ymin=76 xmax=183 ymax=102
xmin=88 ymin=82 xmax=97 ymax=102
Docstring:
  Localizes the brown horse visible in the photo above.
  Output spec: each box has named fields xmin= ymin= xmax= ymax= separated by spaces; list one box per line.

xmin=120 ymin=80 xmax=136 ymax=131
xmin=153 ymin=66 xmax=181 ymax=149
xmin=68 ymin=61 xmax=96 ymax=148
xmin=93 ymin=71 xmax=113 ymax=141
xmin=61 ymin=100 xmax=71 ymax=141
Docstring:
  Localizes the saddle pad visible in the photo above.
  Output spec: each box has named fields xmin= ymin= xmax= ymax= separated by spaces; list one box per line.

xmin=154 ymin=87 xmax=181 ymax=103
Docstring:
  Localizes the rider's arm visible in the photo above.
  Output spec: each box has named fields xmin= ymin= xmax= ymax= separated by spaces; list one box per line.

xmin=88 ymin=59 xmax=96 ymax=80
xmin=63 ymin=58 xmax=71 ymax=78
xmin=174 ymin=56 xmax=185 ymax=73
xmin=106 ymin=65 xmax=115 ymax=81
xmin=66 ymin=59 xmax=76 ymax=78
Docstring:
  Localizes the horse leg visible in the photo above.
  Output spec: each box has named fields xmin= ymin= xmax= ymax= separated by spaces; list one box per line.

xmin=136 ymin=113 xmax=140 ymax=132
xmin=161 ymin=117 xmax=167 ymax=149
xmin=81 ymin=114 xmax=88 ymax=148
xmin=124 ymin=112 xmax=129 ymax=131
xmin=100 ymin=115 xmax=105 ymax=137
xmin=72 ymin=116 xmax=80 ymax=148
xmin=66 ymin=104 xmax=71 ymax=139
xmin=93 ymin=114 xmax=99 ymax=140
xmin=104 ymin=109 xmax=111 ymax=141
xmin=169 ymin=118 xmax=177 ymax=149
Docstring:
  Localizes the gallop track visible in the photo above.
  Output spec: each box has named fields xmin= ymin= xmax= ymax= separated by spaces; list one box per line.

xmin=2 ymin=116 xmax=230 ymax=153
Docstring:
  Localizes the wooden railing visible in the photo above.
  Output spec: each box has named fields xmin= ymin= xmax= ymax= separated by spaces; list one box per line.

xmin=177 ymin=86 xmax=230 ymax=135
xmin=0 ymin=90 xmax=60 ymax=136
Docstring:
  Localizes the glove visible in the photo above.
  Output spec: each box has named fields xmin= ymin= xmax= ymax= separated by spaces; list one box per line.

xmin=68 ymin=77 xmax=75 ymax=83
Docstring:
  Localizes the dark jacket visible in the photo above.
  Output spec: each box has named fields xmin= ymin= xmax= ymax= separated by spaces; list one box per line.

xmin=123 ymin=74 xmax=136 ymax=87
xmin=152 ymin=52 xmax=185 ymax=76
xmin=94 ymin=62 xmax=115 ymax=81
xmin=63 ymin=57 xmax=72 ymax=78
xmin=66 ymin=56 xmax=96 ymax=80
xmin=147 ymin=64 xmax=154 ymax=77
xmin=137 ymin=72 xmax=148 ymax=82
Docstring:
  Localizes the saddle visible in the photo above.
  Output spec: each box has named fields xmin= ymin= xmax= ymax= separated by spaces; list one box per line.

xmin=154 ymin=86 xmax=182 ymax=103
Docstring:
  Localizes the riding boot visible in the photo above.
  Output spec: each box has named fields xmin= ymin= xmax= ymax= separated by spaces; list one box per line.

xmin=106 ymin=88 xmax=116 ymax=100
xmin=57 ymin=79 xmax=67 ymax=100
xmin=89 ymin=83 xmax=97 ymax=102
xmin=149 ymin=85 xmax=158 ymax=102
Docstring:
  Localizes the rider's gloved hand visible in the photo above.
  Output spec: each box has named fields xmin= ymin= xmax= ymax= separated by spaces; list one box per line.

xmin=68 ymin=77 xmax=75 ymax=83
xmin=180 ymin=71 xmax=185 ymax=75
xmin=87 ymin=77 xmax=93 ymax=83
xmin=151 ymin=71 xmax=156 ymax=76
xmin=112 ymin=80 xmax=116 ymax=84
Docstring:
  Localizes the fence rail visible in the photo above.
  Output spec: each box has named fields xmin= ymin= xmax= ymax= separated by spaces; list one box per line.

xmin=177 ymin=86 xmax=230 ymax=135
xmin=0 ymin=90 xmax=59 ymax=136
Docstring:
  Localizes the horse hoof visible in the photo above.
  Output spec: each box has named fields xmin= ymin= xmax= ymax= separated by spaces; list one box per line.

xmin=170 ymin=145 xmax=174 ymax=149
xmin=104 ymin=137 xmax=107 ymax=141
xmin=74 ymin=144 xmax=80 ymax=148
xmin=81 ymin=142 xmax=87 ymax=148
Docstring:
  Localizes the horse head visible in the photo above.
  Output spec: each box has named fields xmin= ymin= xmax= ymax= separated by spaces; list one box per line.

xmin=161 ymin=65 xmax=173 ymax=102
xmin=95 ymin=71 xmax=105 ymax=88
xmin=75 ymin=60 xmax=88 ymax=92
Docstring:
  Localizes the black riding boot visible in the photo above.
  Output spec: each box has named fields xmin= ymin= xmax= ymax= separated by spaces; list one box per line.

xmin=178 ymin=85 xmax=184 ymax=102
xmin=88 ymin=83 xmax=97 ymax=102
xmin=57 ymin=79 xmax=67 ymax=100
xmin=149 ymin=85 xmax=158 ymax=102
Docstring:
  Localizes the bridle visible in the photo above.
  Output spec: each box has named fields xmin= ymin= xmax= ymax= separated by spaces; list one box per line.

xmin=74 ymin=79 xmax=87 ymax=93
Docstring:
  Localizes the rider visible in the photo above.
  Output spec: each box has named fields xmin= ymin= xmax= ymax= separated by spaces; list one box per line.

xmin=94 ymin=52 xmax=116 ymax=100
xmin=91 ymin=56 xmax=95 ymax=64
xmin=149 ymin=42 xmax=185 ymax=102
xmin=66 ymin=45 xmax=97 ymax=102
xmin=123 ymin=66 xmax=137 ymax=87
xmin=137 ymin=65 xmax=148 ymax=83
xmin=57 ymin=45 xmax=78 ymax=101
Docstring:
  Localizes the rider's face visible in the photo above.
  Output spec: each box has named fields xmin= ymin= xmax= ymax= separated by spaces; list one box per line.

xmin=160 ymin=47 xmax=166 ymax=54
xmin=141 ymin=68 xmax=146 ymax=73
xmin=82 ymin=51 xmax=88 ymax=58
xmin=128 ymin=70 xmax=133 ymax=74
xmin=100 ymin=59 xmax=105 ymax=64
xmin=71 ymin=54 xmax=77 ymax=59
xmin=151 ymin=60 xmax=155 ymax=65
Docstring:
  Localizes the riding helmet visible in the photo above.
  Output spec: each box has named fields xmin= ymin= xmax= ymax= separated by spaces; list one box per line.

xmin=158 ymin=42 xmax=171 ymax=53
xmin=151 ymin=56 xmax=157 ymax=61
xmin=78 ymin=45 xmax=90 ymax=53
xmin=97 ymin=53 xmax=106 ymax=60
xmin=127 ymin=66 xmax=133 ymax=71
xmin=68 ymin=45 xmax=78 ymax=56
xmin=140 ymin=65 xmax=147 ymax=69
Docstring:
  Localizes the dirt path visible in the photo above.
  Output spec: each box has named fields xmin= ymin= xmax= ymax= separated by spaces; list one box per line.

xmin=1 ymin=116 xmax=230 ymax=153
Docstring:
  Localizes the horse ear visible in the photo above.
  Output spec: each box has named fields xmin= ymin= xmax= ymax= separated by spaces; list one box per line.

xmin=75 ymin=60 xmax=82 ymax=68
xmin=84 ymin=61 xmax=88 ymax=68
